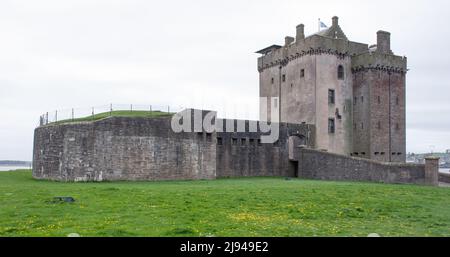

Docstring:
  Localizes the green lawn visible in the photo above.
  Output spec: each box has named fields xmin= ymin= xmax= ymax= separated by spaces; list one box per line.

xmin=51 ymin=110 xmax=173 ymax=124
xmin=1 ymin=170 xmax=450 ymax=237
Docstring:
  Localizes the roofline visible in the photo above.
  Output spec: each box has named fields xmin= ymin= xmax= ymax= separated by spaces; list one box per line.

xmin=255 ymin=44 xmax=282 ymax=55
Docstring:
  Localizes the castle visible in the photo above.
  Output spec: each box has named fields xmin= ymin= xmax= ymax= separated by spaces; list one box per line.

xmin=32 ymin=17 xmax=440 ymax=186
xmin=257 ymin=16 xmax=406 ymax=162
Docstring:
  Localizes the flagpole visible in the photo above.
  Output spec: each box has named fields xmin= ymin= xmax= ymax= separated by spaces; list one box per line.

xmin=318 ymin=18 xmax=320 ymax=32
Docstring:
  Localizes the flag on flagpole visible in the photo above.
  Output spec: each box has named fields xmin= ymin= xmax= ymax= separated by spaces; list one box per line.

xmin=319 ymin=19 xmax=328 ymax=30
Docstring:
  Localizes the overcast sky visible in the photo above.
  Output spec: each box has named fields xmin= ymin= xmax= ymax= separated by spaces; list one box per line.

xmin=1 ymin=0 xmax=449 ymax=161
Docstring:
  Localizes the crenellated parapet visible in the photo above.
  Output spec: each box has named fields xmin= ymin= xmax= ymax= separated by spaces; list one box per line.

xmin=258 ymin=46 xmax=354 ymax=72
xmin=257 ymin=16 xmax=369 ymax=72
xmin=351 ymin=52 xmax=407 ymax=74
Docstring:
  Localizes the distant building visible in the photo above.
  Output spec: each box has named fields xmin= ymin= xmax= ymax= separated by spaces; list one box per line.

xmin=257 ymin=16 xmax=406 ymax=162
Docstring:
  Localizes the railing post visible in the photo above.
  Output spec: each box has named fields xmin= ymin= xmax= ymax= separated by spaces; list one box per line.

xmin=92 ymin=107 xmax=94 ymax=120
xmin=55 ymin=110 xmax=58 ymax=122
xmin=110 ymin=104 xmax=113 ymax=117
xmin=131 ymin=104 xmax=133 ymax=112
xmin=72 ymin=108 xmax=74 ymax=121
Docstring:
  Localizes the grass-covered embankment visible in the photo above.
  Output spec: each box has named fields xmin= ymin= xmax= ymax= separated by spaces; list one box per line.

xmin=1 ymin=170 xmax=449 ymax=236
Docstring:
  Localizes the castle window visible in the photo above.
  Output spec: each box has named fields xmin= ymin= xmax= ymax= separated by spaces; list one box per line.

xmin=232 ymin=138 xmax=237 ymax=145
xmin=217 ymin=137 xmax=223 ymax=145
xmin=381 ymin=152 xmax=385 ymax=155
xmin=361 ymin=152 xmax=366 ymax=155
xmin=257 ymin=139 xmax=262 ymax=146
xmin=396 ymin=96 xmax=399 ymax=105
xmin=300 ymin=69 xmax=305 ymax=78
xmin=397 ymin=152 xmax=402 ymax=155
xmin=206 ymin=133 xmax=212 ymax=141
xmin=282 ymin=74 xmax=286 ymax=82
xmin=328 ymin=118 xmax=335 ymax=134
xmin=361 ymin=96 xmax=364 ymax=103
xmin=377 ymin=121 xmax=381 ymax=130
xmin=338 ymin=65 xmax=344 ymax=80
xmin=361 ymin=123 xmax=364 ymax=130
xmin=375 ymin=152 xmax=380 ymax=155
xmin=241 ymin=138 xmax=246 ymax=146
xmin=271 ymin=78 xmax=274 ymax=84
xmin=249 ymin=138 xmax=255 ymax=145
xmin=328 ymin=89 xmax=335 ymax=104
xmin=377 ymin=96 xmax=381 ymax=104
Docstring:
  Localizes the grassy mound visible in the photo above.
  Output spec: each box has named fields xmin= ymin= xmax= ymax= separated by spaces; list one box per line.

xmin=50 ymin=110 xmax=173 ymax=124
xmin=1 ymin=170 xmax=450 ymax=236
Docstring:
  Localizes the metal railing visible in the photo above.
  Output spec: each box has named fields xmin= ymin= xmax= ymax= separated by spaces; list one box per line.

xmin=38 ymin=104 xmax=185 ymax=126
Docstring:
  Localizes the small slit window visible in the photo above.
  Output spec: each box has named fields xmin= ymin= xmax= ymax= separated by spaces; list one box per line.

xmin=338 ymin=65 xmax=344 ymax=80
xmin=328 ymin=89 xmax=335 ymax=104
xmin=328 ymin=118 xmax=335 ymax=134
xmin=300 ymin=69 xmax=305 ymax=78
xmin=282 ymin=74 xmax=286 ymax=82
xmin=217 ymin=137 xmax=223 ymax=145
xmin=271 ymin=78 xmax=274 ymax=84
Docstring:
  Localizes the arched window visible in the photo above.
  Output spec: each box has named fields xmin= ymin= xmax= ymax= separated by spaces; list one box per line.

xmin=338 ymin=65 xmax=344 ymax=80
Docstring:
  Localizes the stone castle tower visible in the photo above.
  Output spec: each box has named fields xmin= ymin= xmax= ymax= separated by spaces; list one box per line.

xmin=257 ymin=16 xmax=407 ymax=162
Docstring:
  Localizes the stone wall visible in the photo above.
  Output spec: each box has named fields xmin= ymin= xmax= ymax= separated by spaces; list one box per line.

xmin=215 ymin=120 xmax=315 ymax=178
xmin=33 ymin=116 xmax=216 ymax=182
xmin=293 ymin=147 xmax=437 ymax=186
xmin=439 ymin=173 xmax=450 ymax=184
xmin=33 ymin=113 xmax=315 ymax=182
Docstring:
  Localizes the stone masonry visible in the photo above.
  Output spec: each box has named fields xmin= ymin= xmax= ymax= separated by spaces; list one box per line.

xmin=257 ymin=16 xmax=407 ymax=162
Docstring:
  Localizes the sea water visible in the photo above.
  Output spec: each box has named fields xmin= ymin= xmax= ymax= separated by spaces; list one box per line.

xmin=0 ymin=166 xmax=31 ymax=171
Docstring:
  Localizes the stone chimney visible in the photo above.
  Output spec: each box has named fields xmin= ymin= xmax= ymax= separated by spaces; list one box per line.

xmin=296 ymin=24 xmax=305 ymax=41
xmin=332 ymin=16 xmax=339 ymax=27
xmin=377 ymin=30 xmax=392 ymax=54
xmin=285 ymin=36 xmax=295 ymax=46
